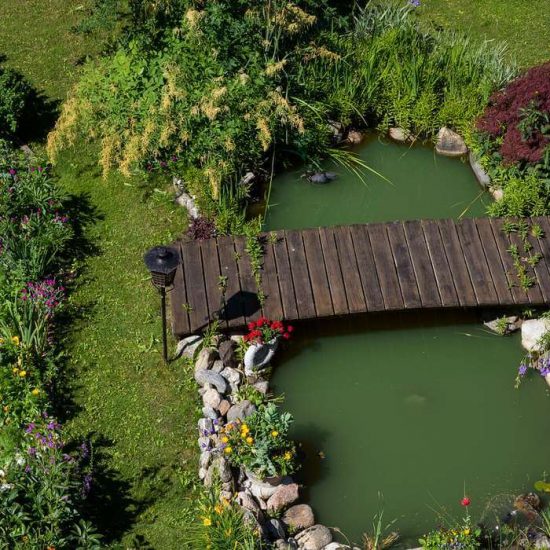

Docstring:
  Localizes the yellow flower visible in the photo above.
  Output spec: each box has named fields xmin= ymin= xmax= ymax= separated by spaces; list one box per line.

xmin=214 ymin=504 xmax=223 ymax=515
xmin=224 ymin=446 xmax=232 ymax=454
xmin=284 ymin=451 xmax=292 ymax=461
xmin=271 ymin=430 xmax=279 ymax=437
xmin=31 ymin=388 xmax=40 ymax=396
xmin=202 ymin=517 xmax=212 ymax=527
xmin=221 ymin=436 xmax=229 ymax=443
xmin=241 ymin=426 xmax=249 ymax=435
xmin=12 ymin=367 xmax=18 ymax=374
xmin=19 ymin=370 xmax=27 ymax=378
xmin=463 ymin=528 xmax=470 ymax=536
xmin=241 ymin=424 xmax=248 ymax=431
xmin=11 ymin=336 xmax=19 ymax=346
xmin=246 ymin=436 xmax=254 ymax=444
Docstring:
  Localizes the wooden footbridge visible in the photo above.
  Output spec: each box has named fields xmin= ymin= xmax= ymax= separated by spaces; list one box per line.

xmin=170 ymin=217 xmax=550 ymax=337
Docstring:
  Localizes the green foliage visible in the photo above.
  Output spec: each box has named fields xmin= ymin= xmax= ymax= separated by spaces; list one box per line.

xmin=0 ymin=66 xmax=30 ymax=137
xmin=419 ymin=524 xmax=481 ymax=549
xmin=221 ymin=403 xmax=297 ymax=479
xmin=187 ymin=488 xmax=261 ymax=549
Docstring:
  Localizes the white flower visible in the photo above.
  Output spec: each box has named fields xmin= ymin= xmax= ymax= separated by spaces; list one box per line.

xmin=14 ymin=454 xmax=24 ymax=466
xmin=0 ymin=469 xmax=5 ymax=477
xmin=0 ymin=483 xmax=13 ymax=491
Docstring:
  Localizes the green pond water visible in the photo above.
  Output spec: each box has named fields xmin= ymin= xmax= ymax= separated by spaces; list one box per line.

xmin=264 ymin=137 xmax=550 ymax=545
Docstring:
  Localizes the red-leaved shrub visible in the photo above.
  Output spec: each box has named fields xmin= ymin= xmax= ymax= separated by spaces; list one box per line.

xmin=186 ymin=216 xmax=216 ymax=240
xmin=477 ymin=62 xmax=550 ymax=167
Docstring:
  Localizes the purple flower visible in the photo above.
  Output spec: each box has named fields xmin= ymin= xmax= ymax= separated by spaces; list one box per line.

xmin=409 ymin=0 xmax=421 ymax=6
xmin=8 ymin=168 xmax=16 ymax=176
xmin=519 ymin=364 xmax=528 ymax=376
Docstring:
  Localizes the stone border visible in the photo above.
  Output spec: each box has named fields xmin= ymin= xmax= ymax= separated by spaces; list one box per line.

xmin=177 ymin=333 xmax=355 ymax=550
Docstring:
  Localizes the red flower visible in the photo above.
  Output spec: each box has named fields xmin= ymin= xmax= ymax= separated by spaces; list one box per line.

xmin=287 ymin=325 xmax=294 ymax=332
xmin=283 ymin=332 xmax=291 ymax=340
xmin=461 ymin=497 xmax=471 ymax=507
xmin=247 ymin=321 xmax=256 ymax=330
xmin=278 ymin=326 xmax=284 ymax=334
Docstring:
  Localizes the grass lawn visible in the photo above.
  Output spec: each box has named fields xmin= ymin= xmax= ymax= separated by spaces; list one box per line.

xmin=417 ymin=0 xmax=550 ymax=67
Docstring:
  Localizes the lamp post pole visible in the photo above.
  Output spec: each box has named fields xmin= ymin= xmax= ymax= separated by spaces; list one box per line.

xmin=143 ymin=245 xmax=180 ymax=365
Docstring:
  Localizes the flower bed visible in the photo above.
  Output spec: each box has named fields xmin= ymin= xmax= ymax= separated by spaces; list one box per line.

xmin=0 ymin=141 xmax=100 ymax=547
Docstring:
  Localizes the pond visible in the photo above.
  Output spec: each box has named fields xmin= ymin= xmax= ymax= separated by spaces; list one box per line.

xmin=263 ymin=136 xmax=550 ymax=546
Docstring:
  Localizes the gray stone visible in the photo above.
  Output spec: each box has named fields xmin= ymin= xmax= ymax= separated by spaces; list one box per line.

xmin=198 ymin=467 xmax=207 ymax=480
xmin=211 ymin=359 xmax=225 ymax=374
xmin=203 ymin=387 xmax=222 ymax=409
xmin=227 ymin=400 xmax=256 ymax=422
xmin=195 ymin=347 xmax=216 ymax=373
xmin=221 ymin=481 xmax=234 ymax=493
xmin=346 ymin=130 xmax=363 ymax=144
xmin=388 ymin=127 xmax=410 ymax=143
xmin=175 ymin=190 xmax=199 ymax=218
xmin=253 ymin=380 xmax=269 ymax=394
xmin=491 ymin=187 xmax=504 ymax=202
xmin=237 ymin=491 xmax=262 ymax=516
xmin=198 ymin=436 xmax=211 ymax=451
xmin=435 ymin=127 xmax=468 ymax=157
xmin=282 ymin=504 xmax=315 ymax=530
xmin=484 ymin=316 xmax=521 ymax=335
xmin=218 ymin=399 xmax=231 ymax=416
xmin=240 ymin=172 xmax=256 ymax=186
xmin=220 ymin=490 xmax=232 ymax=501
xmin=195 ymin=369 xmax=228 ymax=393
xmin=244 ymin=340 xmax=279 ymax=375
xmin=219 ymin=339 xmax=239 ymax=369
xmin=175 ymin=335 xmax=202 ymax=359
xmin=217 ymin=457 xmax=233 ymax=483
xmin=535 ymin=535 xmax=550 ymax=548
xmin=521 ymin=318 xmax=550 ymax=352
xmin=221 ymin=366 xmax=242 ymax=390
xmin=267 ymin=518 xmax=286 ymax=540
xmin=198 ymin=418 xmax=213 ymax=435
xmin=247 ymin=478 xmax=280 ymax=502
xmin=202 ymin=406 xmax=219 ymax=420
xmin=199 ymin=451 xmax=211 ymax=470
xmin=267 ymin=483 xmax=300 ymax=512
xmin=274 ymin=540 xmax=298 ymax=550
xmin=323 ymin=544 xmax=352 ymax=550
xmin=294 ymin=525 xmax=332 ymax=550
xmin=469 ymin=152 xmax=491 ymax=188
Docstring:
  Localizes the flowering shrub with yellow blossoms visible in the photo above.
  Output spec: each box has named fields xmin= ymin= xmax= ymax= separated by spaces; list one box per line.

xmin=218 ymin=403 xmax=298 ymax=479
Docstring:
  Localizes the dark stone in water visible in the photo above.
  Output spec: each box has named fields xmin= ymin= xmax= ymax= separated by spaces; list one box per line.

xmin=302 ymin=171 xmax=337 ymax=184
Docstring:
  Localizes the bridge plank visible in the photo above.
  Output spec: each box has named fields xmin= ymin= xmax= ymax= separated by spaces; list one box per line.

xmin=272 ymin=230 xmax=299 ymax=320
xmin=386 ymin=222 xmax=421 ymax=309
xmin=524 ymin=222 xmax=550 ymax=303
xmin=235 ymin=237 xmax=262 ymax=323
xmin=259 ymin=238 xmax=284 ymax=321
xmin=334 ymin=227 xmax=367 ymax=313
xmin=437 ymin=219 xmax=477 ymax=306
xmin=487 ymin=218 xmax=527 ymax=303
xmin=367 ymin=223 xmax=404 ymax=310
xmin=474 ymin=218 xmax=513 ymax=304
xmin=302 ymin=229 xmax=334 ymax=317
xmin=507 ymin=221 xmax=544 ymax=304
xmin=217 ymin=235 xmax=246 ymax=328
xmin=403 ymin=220 xmax=441 ymax=308
xmin=421 ymin=220 xmax=459 ymax=307
xmin=170 ymin=241 xmax=191 ymax=337
xmin=531 ymin=217 xmax=550 ymax=303
xmin=181 ymin=239 xmax=209 ymax=332
xmin=456 ymin=218 xmax=499 ymax=305
xmin=200 ymin=238 xmax=225 ymax=328
xmin=319 ymin=227 xmax=349 ymax=315
xmin=349 ymin=225 xmax=385 ymax=311
xmin=286 ymin=230 xmax=317 ymax=319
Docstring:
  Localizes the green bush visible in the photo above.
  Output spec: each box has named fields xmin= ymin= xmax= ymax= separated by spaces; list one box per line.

xmin=0 ymin=66 xmax=31 ymax=137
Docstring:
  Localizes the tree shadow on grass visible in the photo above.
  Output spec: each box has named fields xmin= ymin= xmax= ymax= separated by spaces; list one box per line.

xmin=77 ymin=435 xmax=153 ymax=545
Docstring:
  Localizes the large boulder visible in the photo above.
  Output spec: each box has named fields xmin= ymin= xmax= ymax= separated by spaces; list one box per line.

xmin=388 ymin=127 xmax=410 ymax=143
xmin=195 ymin=369 xmax=228 ymax=394
xmin=294 ymin=525 xmax=332 ymax=549
xmin=435 ymin=127 xmax=467 ymax=157
xmin=484 ymin=316 xmax=521 ymax=335
xmin=227 ymin=400 xmax=256 ymax=422
xmin=521 ymin=318 xmax=550 ymax=352
xmin=267 ymin=483 xmax=300 ymax=512
xmin=282 ymin=504 xmax=315 ymax=530
xmin=195 ymin=347 xmax=217 ymax=373
xmin=175 ymin=335 xmax=202 ymax=359
xmin=237 ymin=491 xmax=262 ymax=517
xmin=203 ymin=387 xmax=221 ymax=409
xmin=221 ymin=367 xmax=242 ymax=393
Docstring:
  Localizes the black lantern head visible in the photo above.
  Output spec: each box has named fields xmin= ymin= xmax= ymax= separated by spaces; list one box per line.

xmin=144 ymin=246 xmax=180 ymax=289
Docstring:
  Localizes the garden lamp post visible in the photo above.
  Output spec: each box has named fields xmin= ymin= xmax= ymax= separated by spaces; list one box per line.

xmin=144 ymin=245 xmax=180 ymax=364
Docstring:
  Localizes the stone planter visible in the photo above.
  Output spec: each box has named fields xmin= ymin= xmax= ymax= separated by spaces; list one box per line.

xmin=244 ymin=337 xmax=279 ymax=375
